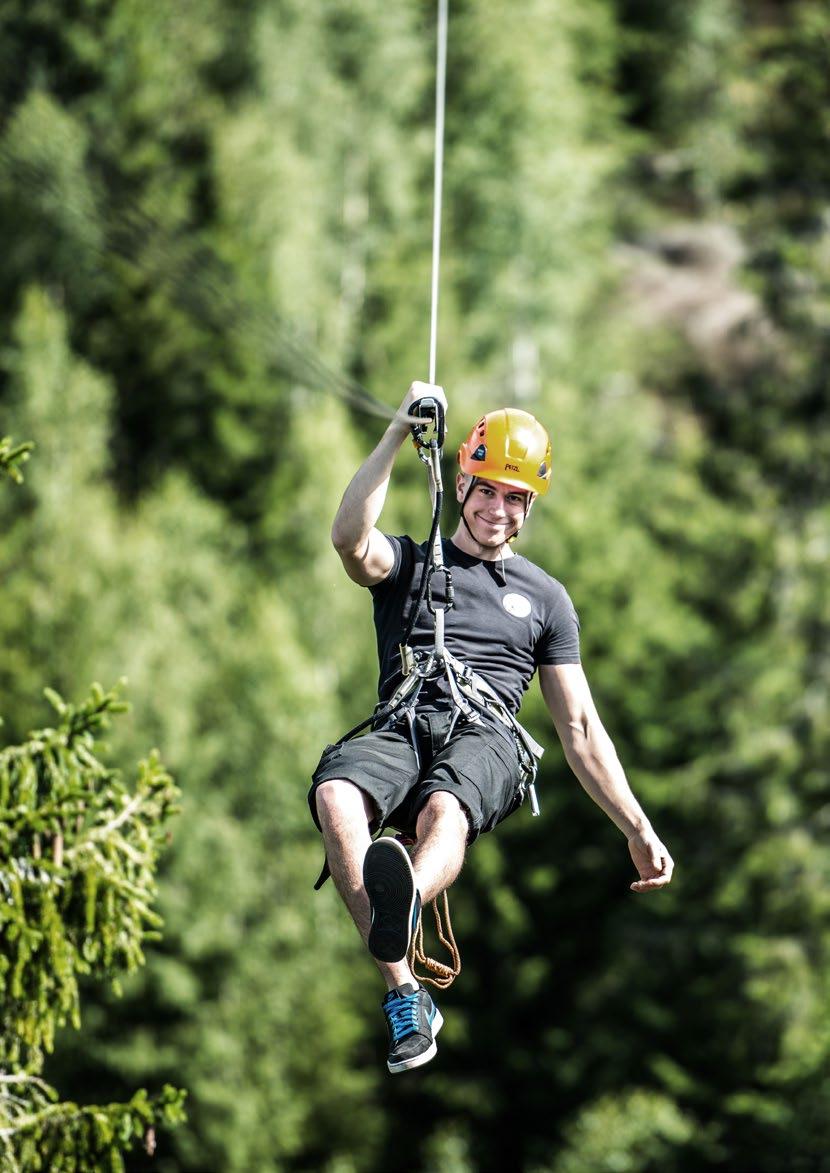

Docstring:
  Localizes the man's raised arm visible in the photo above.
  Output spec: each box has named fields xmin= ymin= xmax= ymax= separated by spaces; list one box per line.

xmin=331 ymin=382 xmax=446 ymax=587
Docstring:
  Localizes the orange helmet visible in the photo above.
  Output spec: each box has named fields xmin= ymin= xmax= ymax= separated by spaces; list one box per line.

xmin=457 ymin=409 xmax=551 ymax=496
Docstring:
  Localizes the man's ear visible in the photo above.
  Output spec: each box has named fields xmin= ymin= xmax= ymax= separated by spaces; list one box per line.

xmin=455 ymin=472 xmax=471 ymax=503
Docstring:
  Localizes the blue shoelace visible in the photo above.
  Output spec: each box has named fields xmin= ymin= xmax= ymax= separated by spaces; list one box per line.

xmin=385 ymin=992 xmax=420 ymax=1044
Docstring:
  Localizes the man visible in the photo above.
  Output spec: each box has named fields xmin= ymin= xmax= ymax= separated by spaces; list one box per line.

xmin=310 ymin=381 xmax=674 ymax=1075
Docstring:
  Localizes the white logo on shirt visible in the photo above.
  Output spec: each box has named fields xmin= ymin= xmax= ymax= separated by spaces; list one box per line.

xmin=502 ymin=592 xmax=532 ymax=619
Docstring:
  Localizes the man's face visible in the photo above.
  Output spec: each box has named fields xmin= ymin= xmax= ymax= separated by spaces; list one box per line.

xmin=457 ymin=475 xmax=532 ymax=546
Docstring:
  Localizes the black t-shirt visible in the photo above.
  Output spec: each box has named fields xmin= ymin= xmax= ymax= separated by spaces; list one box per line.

xmin=369 ymin=535 xmax=581 ymax=716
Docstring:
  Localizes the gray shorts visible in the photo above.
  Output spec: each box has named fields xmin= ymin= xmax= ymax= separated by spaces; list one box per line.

xmin=308 ymin=710 xmax=525 ymax=843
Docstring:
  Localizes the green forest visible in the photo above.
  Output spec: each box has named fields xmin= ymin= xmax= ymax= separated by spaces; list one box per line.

xmin=1 ymin=0 xmax=828 ymax=1169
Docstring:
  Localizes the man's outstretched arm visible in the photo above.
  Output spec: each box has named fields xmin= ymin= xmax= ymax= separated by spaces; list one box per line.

xmin=331 ymin=381 xmax=446 ymax=586
xmin=538 ymin=663 xmax=674 ymax=892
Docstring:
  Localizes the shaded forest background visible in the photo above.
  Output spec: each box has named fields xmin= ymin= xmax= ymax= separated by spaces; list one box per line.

xmin=1 ymin=0 xmax=828 ymax=1169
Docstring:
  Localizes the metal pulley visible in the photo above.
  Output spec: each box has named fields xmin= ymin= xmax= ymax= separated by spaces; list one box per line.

xmin=409 ymin=397 xmax=446 ymax=456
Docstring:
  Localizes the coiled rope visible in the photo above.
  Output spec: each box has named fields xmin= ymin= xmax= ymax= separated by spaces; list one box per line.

xmin=410 ymin=890 xmax=461 ymax=991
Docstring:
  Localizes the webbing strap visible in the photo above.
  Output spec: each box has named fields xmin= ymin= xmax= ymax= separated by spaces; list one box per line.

xmin=441 ymin=655 xmax=482 ymax=727
xmin=336 ymin=666 xmax=425 ymax=745
xmin=443 ymin=649 xmax=546 ymax=763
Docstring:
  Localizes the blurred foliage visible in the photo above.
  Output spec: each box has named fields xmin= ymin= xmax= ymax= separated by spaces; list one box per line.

xmin=1 ymin=0 xmax=828 ymax=1170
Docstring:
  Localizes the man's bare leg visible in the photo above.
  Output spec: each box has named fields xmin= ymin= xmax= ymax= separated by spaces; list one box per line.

xmin=410 ymin=790 xmax=469 ymax=902
xmin=319 ymin=782 xmax=467 ymax=1074
xmin=360 ymin=788 xmax=469 ymax=963
xmin=317 ymin=782 xmax=468 ymax=968
xmin=315 ymin=778 xmax=414 ymax=990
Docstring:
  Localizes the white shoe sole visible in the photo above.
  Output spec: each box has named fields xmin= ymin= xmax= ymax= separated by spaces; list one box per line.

xmin=387 ymin=1008 xmax=444 ymax=1075
xmin=364 ymin=838 xmax=419 ymax=963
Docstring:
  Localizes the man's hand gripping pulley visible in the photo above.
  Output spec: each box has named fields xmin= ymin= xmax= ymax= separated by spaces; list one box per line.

xmin=409 ymin=395 xmax=446 ymax=455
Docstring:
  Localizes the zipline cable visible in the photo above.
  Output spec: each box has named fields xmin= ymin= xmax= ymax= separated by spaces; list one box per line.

xmin=408 ymin=0 xmax=452 ymax=658
xmin=425 ymin=0 xmax=450 ymax=655
xmin=428 ymin=0 xmax=449 ymax=387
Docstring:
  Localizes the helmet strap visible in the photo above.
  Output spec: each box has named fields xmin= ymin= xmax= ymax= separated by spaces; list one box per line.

xmin=460 ymin=476 xmax=479 ymax=544
xmin=508 ymin=492 xmax=534 ymax=543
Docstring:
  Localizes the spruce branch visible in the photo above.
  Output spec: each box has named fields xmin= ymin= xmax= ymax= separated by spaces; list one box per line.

xmin=0 ymin=437 xmax=34 ymax=484
xmin=0 ymin=684 xmax=185 ymax=1165
xmin=0 ymin=1079 xmax=186 ymax=1172
xmin=0 ymin=684 xmax=180 ymax=1064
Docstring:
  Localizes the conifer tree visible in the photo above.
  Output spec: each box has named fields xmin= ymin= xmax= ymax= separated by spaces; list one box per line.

xmin=0 ymin=455 xmax=185 ymax=1171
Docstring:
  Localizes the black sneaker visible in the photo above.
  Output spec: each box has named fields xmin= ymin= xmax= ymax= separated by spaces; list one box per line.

xmin=363 ymin=837 xmax=421 ymax=963
xmin=382 ymin=983 xmax=444 ymax=1074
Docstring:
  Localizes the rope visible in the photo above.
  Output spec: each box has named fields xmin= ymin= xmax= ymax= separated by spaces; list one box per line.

xmin=422 ymin=0 xmax=451 ymax=660
xmin=428 ymin=0 xmax=449 ymax=386
xmin=409 ymin=890 xmax=461 ymax=991
xmin=404 ymin=4 xmax=459 ymax=992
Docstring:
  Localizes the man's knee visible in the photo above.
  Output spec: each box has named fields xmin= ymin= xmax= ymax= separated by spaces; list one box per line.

xmin=315 ymin=778 xmax=376 ymax=828
xmin=418 ymin=790 xmax=469 ymax=840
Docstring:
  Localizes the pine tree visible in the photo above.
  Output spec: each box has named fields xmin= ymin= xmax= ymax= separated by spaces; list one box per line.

xmin=0 ymin=456 xmax=185 ymax=1171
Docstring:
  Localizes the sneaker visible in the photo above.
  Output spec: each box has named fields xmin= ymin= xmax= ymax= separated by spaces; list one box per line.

xmin=363 ymin=837 xmax=421 ymax=963
xmin=382 ymin=983 xmax=444 ymax=1074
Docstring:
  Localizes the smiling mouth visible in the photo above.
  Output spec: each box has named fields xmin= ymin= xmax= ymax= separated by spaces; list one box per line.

xmin=475 ymin=518 xmax=511 ymax=540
